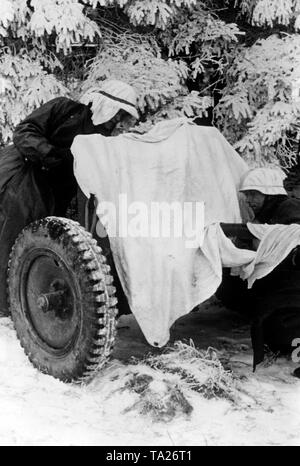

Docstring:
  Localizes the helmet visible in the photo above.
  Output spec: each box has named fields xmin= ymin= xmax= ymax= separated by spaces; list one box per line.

xmin=80 ymin=79 xmax=139 ymax=126
xmin=239 ymin=167 xmax=287 ymax=196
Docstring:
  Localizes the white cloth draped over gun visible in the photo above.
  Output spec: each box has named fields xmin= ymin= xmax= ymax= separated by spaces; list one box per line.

xmin=231 ymin=223 xmax=300 ymax=287
xmin=71 ymin=118 xmax=295 ymax=347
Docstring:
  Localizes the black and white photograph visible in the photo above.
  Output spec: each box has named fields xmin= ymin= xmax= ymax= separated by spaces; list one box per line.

xmin=0 ymin=0 xmax=299 ymax=448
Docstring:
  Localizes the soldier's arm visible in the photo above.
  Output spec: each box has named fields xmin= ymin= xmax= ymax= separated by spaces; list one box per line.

xmin=13 ymin=97 xmax=75 ymax=168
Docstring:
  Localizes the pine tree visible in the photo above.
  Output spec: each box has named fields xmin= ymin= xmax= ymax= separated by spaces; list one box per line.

xmin=216 ymin=0 xmax=300 ymax=167
xmin=0 ymin=0 xmax=299 ymax=169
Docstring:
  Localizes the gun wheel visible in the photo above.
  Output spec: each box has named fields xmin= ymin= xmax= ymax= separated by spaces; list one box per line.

xmin=7 ymin=217 xmax=118 ymax=383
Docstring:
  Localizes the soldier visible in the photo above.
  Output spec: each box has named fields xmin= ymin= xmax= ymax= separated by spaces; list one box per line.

xmin=0 ymin=79 xmax=139 ymax=313
xmin=220 ymin=167 xmax=300 ymax=373
xmin=13 ymin=79 xmax=139 ymax=215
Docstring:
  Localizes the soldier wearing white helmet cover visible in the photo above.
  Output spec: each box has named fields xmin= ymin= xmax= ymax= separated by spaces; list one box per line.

xmin=0 ymin=80 xmax=139 ymax=313
xmin=220 ymin=167 xmax=300 ymax=375
xmin=12 ymin=79 xmax=139 ymax=214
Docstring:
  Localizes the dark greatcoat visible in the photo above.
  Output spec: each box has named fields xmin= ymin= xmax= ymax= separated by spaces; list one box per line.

xmin=0 ymin=97 xmax=112 ymax=314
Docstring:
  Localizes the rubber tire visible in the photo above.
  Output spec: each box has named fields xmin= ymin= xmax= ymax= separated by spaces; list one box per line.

xmin=7 ymin=216 xmax=118 ymax=383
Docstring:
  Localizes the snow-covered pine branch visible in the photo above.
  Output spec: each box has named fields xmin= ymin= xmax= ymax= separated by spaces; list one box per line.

xmin=215 ymin=34 xmax=300 ymax=166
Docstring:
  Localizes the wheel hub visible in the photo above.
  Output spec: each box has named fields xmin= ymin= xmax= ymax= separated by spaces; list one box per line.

xmin=21 ymin=249 xmax=81 ymax=352
xmin=37 ymin=280 xmax=70 ymax=319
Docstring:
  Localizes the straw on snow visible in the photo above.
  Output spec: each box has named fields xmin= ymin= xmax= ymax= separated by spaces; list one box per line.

xmin=134 ymin=340 xmax=238 ymax=401
xmin=116 ymin=340 xmax=246 ymax=422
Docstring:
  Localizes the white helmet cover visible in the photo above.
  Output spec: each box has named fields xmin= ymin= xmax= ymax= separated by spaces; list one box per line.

xmin=239 ymin=167 xmax=287 ymax=196
xmin=80 ymin=79 xmax=139 ymax=126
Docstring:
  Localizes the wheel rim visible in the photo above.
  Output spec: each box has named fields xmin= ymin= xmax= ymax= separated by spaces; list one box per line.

xmin=20 ymin=248 xmax=81 ymax=354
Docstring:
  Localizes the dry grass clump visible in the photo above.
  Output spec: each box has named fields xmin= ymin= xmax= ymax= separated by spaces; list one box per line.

xmin=136 ymin=340 xmax=238 ymax=402
xmin=120 ymin=340 xmax=242 ymax=422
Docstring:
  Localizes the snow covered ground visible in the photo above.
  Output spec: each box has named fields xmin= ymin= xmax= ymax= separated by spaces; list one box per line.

xmin=0 ymin=299 xmax=299 ymax=446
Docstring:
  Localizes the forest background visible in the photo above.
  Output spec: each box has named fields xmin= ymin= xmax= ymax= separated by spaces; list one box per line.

xmin=0 ymin=0 xmax=300 ymax=169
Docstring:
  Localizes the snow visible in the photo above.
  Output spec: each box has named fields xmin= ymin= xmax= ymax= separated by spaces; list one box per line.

xmin=0 ymin=301 xmax=300 ymax=446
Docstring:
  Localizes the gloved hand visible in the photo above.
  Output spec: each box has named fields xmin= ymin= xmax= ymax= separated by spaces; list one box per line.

xmin=42 ymin=147 xmax=72 ymax=170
